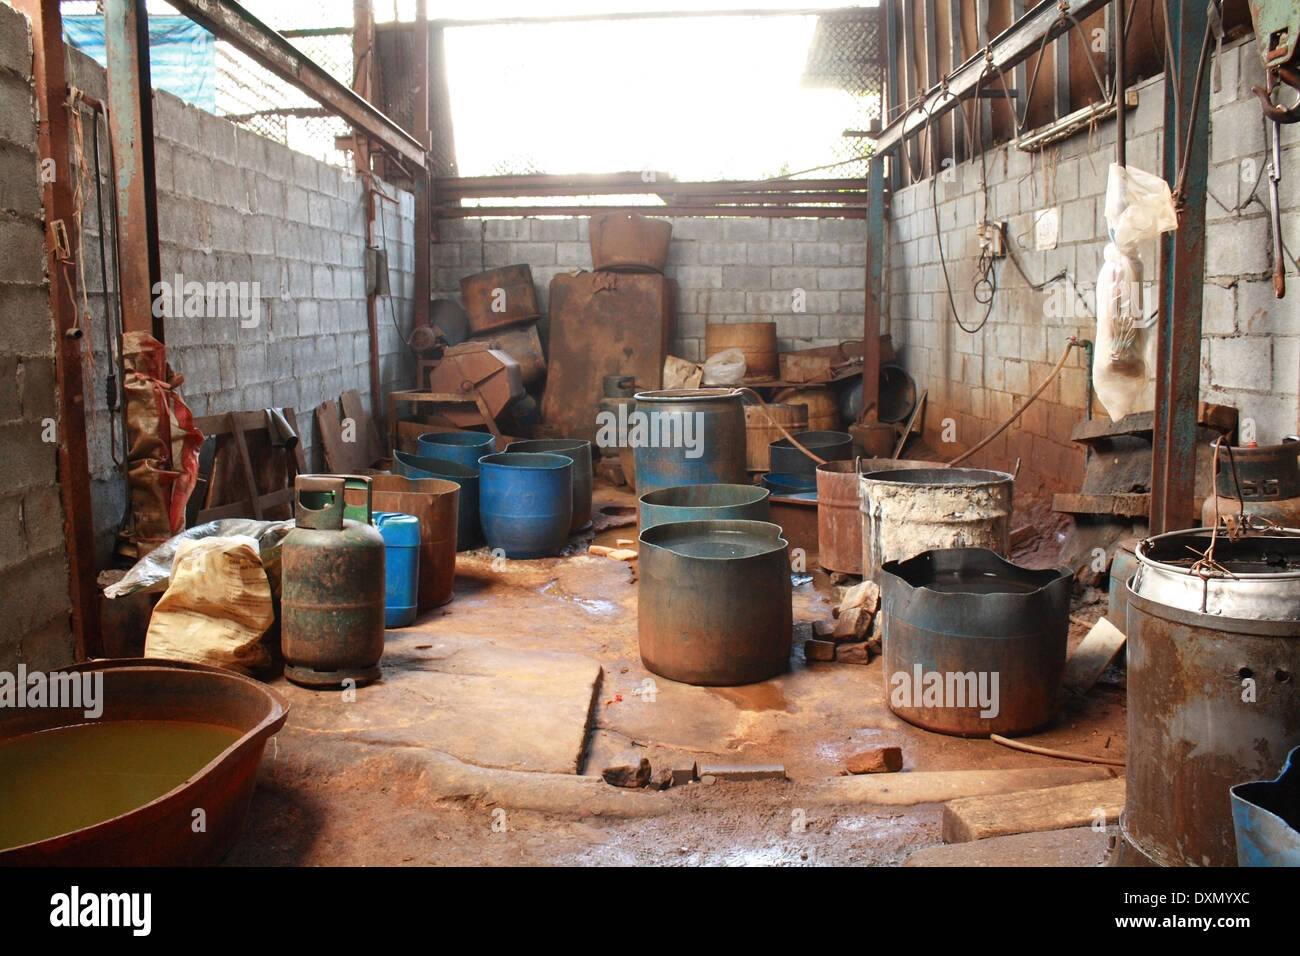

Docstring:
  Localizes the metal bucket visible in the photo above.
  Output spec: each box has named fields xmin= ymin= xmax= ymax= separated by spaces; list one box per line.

xmin=1231 ymin=746 xmax=1300 ymax=867
xmin=816 ymin=458 xmax=934 ymax=575
xmin=879 ymin=548 xmax=1072 ymax=737
xmin=1120 ymin=530 xmax=1300 ymax=867
xmin=631 ymin=388 xmax=747 ymax=497
xmin=638 ymin=519 xmax=792 ymax=686
xmin=769 ymin=429 xmax=853 ymax=478
xmin=394 ymin=450 xmax=481 ymax=550
xmin=638 ymin=483 xmax=770 ymax=532
xmin=505 ymin=438 xmax=593 ymax=533
xmin=416 ymin=430 xmax=496 ymax=471
xmin=478 ymin=452 xmax=574 ymax=559
xmin=860 ymin=467 xmax=1014 ymax=582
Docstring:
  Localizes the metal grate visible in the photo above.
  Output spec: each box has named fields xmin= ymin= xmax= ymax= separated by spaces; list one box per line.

xmin=801 ymin=7 xmax=885 ymax=177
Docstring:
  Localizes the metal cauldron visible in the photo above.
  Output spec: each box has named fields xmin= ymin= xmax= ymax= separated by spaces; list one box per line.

xmin=638 ymin=519 xmax=792 ymax=686
xmin=879 ymin=547 xmax=1072 ymax=737
xmin=1120 ymin=529 xmax=1300 ymax=867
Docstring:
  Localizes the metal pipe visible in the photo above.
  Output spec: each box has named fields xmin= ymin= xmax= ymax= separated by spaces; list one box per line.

xmin=1114 ymin=0 xmax=1126 ymax=166
xmin=434 ymin=204 xmax=867 ymax=219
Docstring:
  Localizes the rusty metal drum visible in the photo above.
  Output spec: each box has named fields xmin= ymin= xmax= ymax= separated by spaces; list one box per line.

xmin=817 ymin=458 xmax=939 ymax=576
xmin=282 ymin=475 xmax=386 ymax=689
xmin=631 ymin=388 xmax=747 ymax=497
xmin=638 ymin=519 xmax=792 ymax=686
xmin=1119 ymin=530 xmax=1300 ymax=867
xmin=860 ymin=467 xmax=1014 ymax=582
xmin=879 ymin=548 xmax=1072 ymax=737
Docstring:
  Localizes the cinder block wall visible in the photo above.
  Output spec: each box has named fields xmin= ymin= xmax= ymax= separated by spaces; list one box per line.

xmin=430 ymin=216 xmax=868 ymax=361
xmin=889 ymin=37 xmax=1298 ymax=500
xmin=0 ymin=4 xmax=74 ymax=670
xmin=65 ymin=48 xmax=417 ymax=565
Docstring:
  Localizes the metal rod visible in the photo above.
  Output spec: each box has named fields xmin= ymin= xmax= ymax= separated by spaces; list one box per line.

xmin=873 ymin=0 xmax=1113 ymax=155
xmin=434 ymin=204 xmax=867 ymax=219
xmin=167 ymin=0 xmax=426 ymax=168
xmin=1115 ymin=0 xmax=1126 ymax=165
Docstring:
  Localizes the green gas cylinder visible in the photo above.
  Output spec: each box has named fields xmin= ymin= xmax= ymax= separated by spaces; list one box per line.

xmin=282 ymin=474 xmax=386 ymax=688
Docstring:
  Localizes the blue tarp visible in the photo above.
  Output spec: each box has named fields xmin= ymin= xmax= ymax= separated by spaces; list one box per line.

xmin=64 ymin=16 xmax=216 ymax=113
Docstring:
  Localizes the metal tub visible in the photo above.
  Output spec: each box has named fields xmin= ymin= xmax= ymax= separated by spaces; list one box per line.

xmin=638 ymin=519 xmax=792 ymax=686
xmin=1231 ymin=746 xmax=1300 ymax=867
xmin=506 ymin=438 xmax=593 ymax=533
xmin=366 ymin=472 xmax=459 ymax=611
xmin=394 ymin=450 xmax=481 ymax=550
xmin=879 ymin=548 xmax=1071 ymax=737
xmin=816 ymin=458 xmax=936 ymax=576
xmin=0 ymin=659 xmax=287 ymax=866
xmin=1120 ymin=530 xmax=1300 ymax=867
xmin=631 ymin=388 xmax=747 ymax=497
xmin=769 ymin=429 xmax=853 ymax=478
xmin=638 ymin=483 xmax=770 ymax=532
xmin=416 ymin=430 xmax=497 ymax=471
xmin=860 ymin=467 xmax=1013 ymax=582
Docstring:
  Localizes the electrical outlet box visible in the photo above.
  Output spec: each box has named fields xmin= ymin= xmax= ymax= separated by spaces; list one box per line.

xmin=979 ymin=220 xmax=1007 ymax=258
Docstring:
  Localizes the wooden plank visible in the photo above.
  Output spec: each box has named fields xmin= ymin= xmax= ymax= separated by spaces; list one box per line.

xmin=340 ymin=389 xmax=383 ymax=466
xmin=1064 ymin=617 xmax=1127 ymax=695
xmin=315 ymin=399 xmax=362 ymax=473
xmin=941 ymin=777 xmax=1126 ymax=843
xmin=811 ymin=765 xmax=1115 ymax=806
xmin=904 ymin=827 xmax=1111 ymax=866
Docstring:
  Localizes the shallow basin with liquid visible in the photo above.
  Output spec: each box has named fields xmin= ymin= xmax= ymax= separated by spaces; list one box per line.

xmin=0 ymin=659 xmax=287 ymax=866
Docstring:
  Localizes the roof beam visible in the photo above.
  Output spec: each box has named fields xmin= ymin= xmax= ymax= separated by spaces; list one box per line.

xmin=167 ymin=0 xmax=426 ymax=168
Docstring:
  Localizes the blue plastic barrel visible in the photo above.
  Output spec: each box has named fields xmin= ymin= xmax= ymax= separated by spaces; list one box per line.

xmin=394 ymin=450 xmax=482 ymax=550
xmin=373 ymin=511 xmax=421 ymax=628
xmin=478 ymin=452 xmax=573 ymax=558
xmin=417 ymin=431 xmax=496 ymax=471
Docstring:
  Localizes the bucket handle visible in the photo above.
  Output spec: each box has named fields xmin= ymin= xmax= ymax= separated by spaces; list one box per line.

xmin=295 ymin=474 xmax=345 ymax=531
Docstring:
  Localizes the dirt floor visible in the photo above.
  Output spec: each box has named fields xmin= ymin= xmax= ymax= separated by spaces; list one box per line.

xmin=227 ymin=479 xmax=1127 ymax=867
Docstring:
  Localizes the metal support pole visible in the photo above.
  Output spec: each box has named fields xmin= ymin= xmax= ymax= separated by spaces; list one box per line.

xmin=1151 ymin=3 xmax=1211 ymax=533
xmin=412 ymin=0 xmax=432 ymax=333
xmin=13 ymin=0 xmax=103 ymax=659
xmin=104 ymin=0 xmax=163 ymax=340
xmin=862 ymin=156 xmax=886 ymax=422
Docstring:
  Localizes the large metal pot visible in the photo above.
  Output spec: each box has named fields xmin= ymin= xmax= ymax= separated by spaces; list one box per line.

xmin=860 ymin=467 xmax=1014 ymax=582
xmin=638 ymin=483 xmax=770 ymax=532
xmin=769 ymin=429 xmax=853 ymax=478
xmin=638 ymin=519 xmax=792 ymax=686
xmin=416 ymin=430 xmax=496 ymax=471
xmin=1120 ymin=530 xmax=1300 ymax=867
xmin=816 ymin=458 xmax=936 ymax=576
xmin=366 ymin=472 xmax=459 ymax=611
xmin=879 ymin=548 xmax=1071 ymax=737
xmin=478 ymin=452 xmax=574 ymax=559
xmin=631 ymin=388 xmax=747 ymax=497
xmin=1201 ymin=441 xmax=1300 ymax=528
xmin=394 ymin=451 xmax=481 ymax=550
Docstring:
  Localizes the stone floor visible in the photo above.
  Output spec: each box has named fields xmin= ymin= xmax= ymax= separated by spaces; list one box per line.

xmin=226 ymin=481 xmax=1127 ymax=866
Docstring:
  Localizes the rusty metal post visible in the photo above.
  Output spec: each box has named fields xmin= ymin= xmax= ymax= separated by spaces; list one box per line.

xmin=412 ymin=0 xmax=432 ymax=332
xmin=1151 ymin=2 xmax=1211 ymax=534
xmin=14 ymin=0 xmax=103 ymax=659
xmin=862 ymin=155 xmax=885 ymax=421
xmin=104 ymin=0 xmax=163 ymax=341
xmin=353 ymin=0 xmax=386 ymax=430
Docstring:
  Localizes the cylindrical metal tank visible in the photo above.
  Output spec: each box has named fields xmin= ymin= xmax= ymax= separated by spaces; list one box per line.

xmin=638 ymin=483 xmax=770 ymax=532
xmin=879 ymin=547 xmax=1072 ymax=736
xmin=631 ymin=388 xmax=746 ymax=497
xmin=1121 ymin=530 xmax=1300 ymax=867
xmin=589 ymin=211 xmax=672 ymax=273
xmin=743 ymin=402 xmax=808 ymax=471
xmin=769 ymin=429 xmax=853 ymax=478
xmin=816 ymin=458 xmax=936 ymax=575
xmin=394 ymin=451 xmax=481 ymax=551
xmin=1200 ymin=441 xmax=1300 ymax=528
xmin=365 ymin=472 xmax=459 ymax=611
xmin=506 ymin=438 xmax=593 ymax=532
xmin=860 ymin=467 xmax=1014 ymax=582
xmin=638 ymin=519 xmax=792 ymax=686
xmin=478 ymin=452 xmax=574 ymax=558
xmin=282 ymin=475 xmax=386 ymax=688
xmin=416 ymin=431 xmax=496 ymax=471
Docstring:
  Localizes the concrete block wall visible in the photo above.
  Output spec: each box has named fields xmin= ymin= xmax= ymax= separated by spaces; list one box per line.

xmin=0 ymin=3 xmax=74 ymax=670
xmin=65 ymin=48 xmax=416 ymax=564
xmin=888 ymin=36 xmax=1298 ymax=500
xmin=430 ymin=216 xmax=867 ymax=361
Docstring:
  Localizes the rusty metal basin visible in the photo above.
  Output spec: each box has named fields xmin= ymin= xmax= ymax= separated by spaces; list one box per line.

xmin=0 ymin=659 xmax=287 ymax=866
